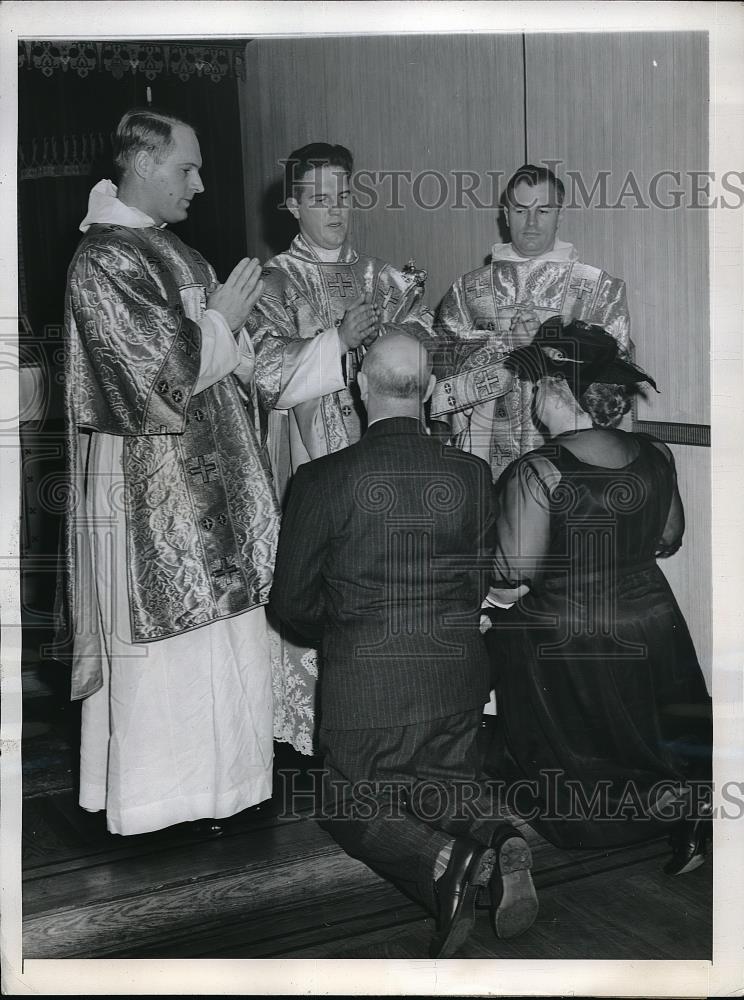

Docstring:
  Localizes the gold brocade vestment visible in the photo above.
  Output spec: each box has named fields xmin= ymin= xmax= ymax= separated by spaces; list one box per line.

xmin=63 ymin=224 xmax=280 ymax=699
xmin=254 ymin=235 xmax=434 ymax=494
xmin=435 ymin=247 xmax=630 ymax=479
xmin=252 ymin=235 xmax=434 ymax=755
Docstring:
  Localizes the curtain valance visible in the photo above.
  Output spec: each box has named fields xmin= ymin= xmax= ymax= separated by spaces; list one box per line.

xmin=18 ymin=41 xmax=245 ymax=83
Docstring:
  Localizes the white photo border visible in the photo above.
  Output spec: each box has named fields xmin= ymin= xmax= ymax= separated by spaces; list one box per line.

xmin=1 ymin=2 xmax=741 ymax=995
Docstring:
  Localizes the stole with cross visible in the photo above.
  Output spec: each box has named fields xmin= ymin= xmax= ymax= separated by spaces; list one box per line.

xmin=321 ymin=258 xmax=428 ymax=411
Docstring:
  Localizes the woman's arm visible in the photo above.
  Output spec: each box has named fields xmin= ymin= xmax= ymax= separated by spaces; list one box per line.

xmin=492 ymin=453 xmax=560 ymax=589
xmin=647 ymin=438 xmax=685 ymax=557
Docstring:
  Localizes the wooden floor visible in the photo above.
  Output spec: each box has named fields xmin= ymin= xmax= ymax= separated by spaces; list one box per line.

xmin=21 ymin=687 xmax=712 ymax=962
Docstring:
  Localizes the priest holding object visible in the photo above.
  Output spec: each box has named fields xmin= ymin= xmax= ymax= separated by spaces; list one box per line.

xmin=253 ymin=142 xmax=435 ymax=498
xmin=434 ymin=164 xmax=631 ymax=480
xmin=253 ymin=142 xmax=435 ymax=755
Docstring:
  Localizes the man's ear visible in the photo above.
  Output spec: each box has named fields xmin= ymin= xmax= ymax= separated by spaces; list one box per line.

xmin=423 ymin=373 xmax=436 ymax=404
xmin=286 ymin=197 xmax=301 ymax=222
xmin=133 ymin=149 xmax=153 ymax=181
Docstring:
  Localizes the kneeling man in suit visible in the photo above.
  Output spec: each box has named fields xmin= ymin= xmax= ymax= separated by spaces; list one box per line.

xmin=270 ymin=333 xmax=538 ymax=956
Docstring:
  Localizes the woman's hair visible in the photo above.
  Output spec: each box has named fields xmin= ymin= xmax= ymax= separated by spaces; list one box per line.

xmin=579 ymin=382 xmax=632 ymax=428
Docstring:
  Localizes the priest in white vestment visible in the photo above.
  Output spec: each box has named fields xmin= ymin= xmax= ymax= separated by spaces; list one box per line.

xmin=63 ymin=109 xmax=286 ymax=836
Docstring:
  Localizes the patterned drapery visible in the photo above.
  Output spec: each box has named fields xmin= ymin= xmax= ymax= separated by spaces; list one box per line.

xmin=19 ymin=131 xmax=114 ymax=181
xmin=18 ymin=40 xmax=245 ymax=83
xmin=17 ymin=34 xmax=248 ymax=339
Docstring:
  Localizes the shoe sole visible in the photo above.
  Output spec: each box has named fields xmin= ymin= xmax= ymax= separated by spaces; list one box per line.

xmin=432 ymin=848 xmax=496 ymax=959
xmin=492 ymin=837 xmax=539 ymax=940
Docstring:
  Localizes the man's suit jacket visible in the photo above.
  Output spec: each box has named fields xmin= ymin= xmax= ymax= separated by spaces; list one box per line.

xmin=270 ymin=416 xmax=495 ymax=731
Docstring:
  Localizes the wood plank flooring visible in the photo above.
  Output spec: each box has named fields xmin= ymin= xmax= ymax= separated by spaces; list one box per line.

xmin=21 ymin=691 xmax=712 ymax=962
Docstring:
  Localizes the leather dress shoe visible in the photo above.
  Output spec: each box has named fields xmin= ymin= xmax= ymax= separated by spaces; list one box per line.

xmin=489 ymin=828 xmax=538 ymax=939
xmin=664 ymin=812 xmax=711 ymax=876
xmin=431 ymin=838 xmax=496 ymax=958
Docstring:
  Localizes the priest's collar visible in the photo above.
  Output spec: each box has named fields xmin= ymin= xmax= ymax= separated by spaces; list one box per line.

xmin=290 ymin=233 xmax=359 ymax=265
xmin=302 ymin=237 xmax=342 ymax=263
xmin=490 ymin=238 xmax=578 ymax=264
xmin=80 ymin=179 xmax=159 ymax=232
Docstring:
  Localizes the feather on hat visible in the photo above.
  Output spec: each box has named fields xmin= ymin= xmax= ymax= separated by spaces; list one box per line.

xmin=503 ymin=316 xmax=658 ymax=397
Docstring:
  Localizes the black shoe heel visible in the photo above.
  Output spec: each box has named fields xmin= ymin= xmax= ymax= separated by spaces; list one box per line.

xmin=431 ymin=844 xmax=496 ymax=959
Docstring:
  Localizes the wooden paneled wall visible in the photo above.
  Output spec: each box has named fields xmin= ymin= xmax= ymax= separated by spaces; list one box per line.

xmin=239 ymin=32 xmax=711 ymax=682
xmin=524 ymin=32 xmax=709 ymax=424
xmin=523 ymin=32 xmax=710 ymax=681
xmin=240 ymin=34 xmax=525 ymax=306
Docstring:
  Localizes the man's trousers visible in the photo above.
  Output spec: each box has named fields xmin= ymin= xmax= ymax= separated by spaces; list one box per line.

xmin=318 ymin=708 xmax=512 ymax=915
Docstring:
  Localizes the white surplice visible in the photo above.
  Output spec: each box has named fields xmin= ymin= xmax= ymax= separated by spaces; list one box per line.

xmin=76 ymin=182 xmax=273 ymax=835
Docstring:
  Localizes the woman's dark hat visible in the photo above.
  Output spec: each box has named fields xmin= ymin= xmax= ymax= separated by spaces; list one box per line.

xmin=503 ymin=316 xmax=658 ymax=396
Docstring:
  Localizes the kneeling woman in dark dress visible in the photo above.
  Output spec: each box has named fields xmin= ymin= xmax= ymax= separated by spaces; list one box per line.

xmin=484 ymin=318 xmax=712 ymax=875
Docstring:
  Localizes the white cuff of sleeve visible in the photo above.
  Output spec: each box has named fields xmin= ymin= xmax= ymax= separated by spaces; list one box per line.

xmin=233 ymin=327 xmax=256 ymax=385
xmin=481 ymin=596 xmax=516 ymax=610
xmin=193 ymin=309 xmax=240 ymax=394
xmin=274 ymin=326 xmax=345 ymax=409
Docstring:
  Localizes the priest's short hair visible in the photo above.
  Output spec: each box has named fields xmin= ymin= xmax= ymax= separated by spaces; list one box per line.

xmin=114 ymin=108 xmax=195 ymax=178
xmin=284 ymin=142 xmax=354 ymax=203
